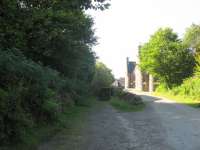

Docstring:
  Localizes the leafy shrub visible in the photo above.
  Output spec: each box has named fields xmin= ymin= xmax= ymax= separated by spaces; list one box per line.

xmin=110 ymin=97 xmax=144 ymax=112
xmin=155 ymin=83 xmax=169 ymax=93
xmin=119 ymin=92 xmax=143 ymax=105
xmin=0 ymin=86 xmax=34 ymax=144
xmin=172 ymin=77 xmax=200 ymax=100
xmin=0 ymin=0 xmax=109 ymax=147
xmin=91 ymin=62 xmax=114 ymax=96
xmin=97 ymin=88 xmax=112 ymax=101
xmin=0 ymin=49 xmax=63 ymax=144
xmin=0 ymin=48 xmax=98 ymax=145
xmin=112 ymin=87 xmax=124 ymax=97
xmin=111 ymin=87 xmax=143 ymax=105
xmin=156 ymin=77 xmax=200 ymax=101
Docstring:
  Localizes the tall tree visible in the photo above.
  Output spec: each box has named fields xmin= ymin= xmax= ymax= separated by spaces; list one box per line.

xmin=183 ymin=24 xmax=200 ymax=53
xmin=0 ymin=0 xmax=110 ymax=79
xmin=183 ymin=24 xmax=200 ymax=76
xmin=0 ymin=0 xmax=110 ymax=145
xmin=139 ymin=28 xmax=195 ymax=88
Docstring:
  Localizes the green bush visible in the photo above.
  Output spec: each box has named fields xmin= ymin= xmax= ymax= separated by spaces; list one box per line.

xmin=112 ymin=87 xmax=124 ymax=97
xmin=0 ymin=48 xmax=98 ymax=146
xmin=156 ymin=77 xmax=200 ymax=101
xmin=174 ymin=77 xmax=200 ymax=100
xmin=0 ymin=86 xmax=34 ymax=144
xmin=0 ymin=0 xmax=110 ymax=147
xmin=110 ymin=97 xmax=144 ymax=112
xmin=155 ymin=83 xmax=169 ymax=93
xmin=91 ymin=62 xmax=114 ymax=96
xmin=0 ymin=49 xmax=63 ymax=144
xmin=119 ymin=92 xmax=143 ymax=105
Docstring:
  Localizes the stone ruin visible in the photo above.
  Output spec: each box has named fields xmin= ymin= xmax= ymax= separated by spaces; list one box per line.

xmin=125 ymin=57 xmax=154 ymax=92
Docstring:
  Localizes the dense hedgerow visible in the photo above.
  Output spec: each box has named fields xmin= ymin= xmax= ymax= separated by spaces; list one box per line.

xmin=0 ymin=0 xmax=111 ymax=146
xmin=171 ymin=77 xmax=200 ymax=100
xmin=0 ymin=49 xmax=77 ymax=144
xmin=156 ymin=77 xmax=200 ymax=101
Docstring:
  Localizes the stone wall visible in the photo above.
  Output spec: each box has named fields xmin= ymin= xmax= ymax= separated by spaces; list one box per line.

xmin=135 ymin=64 xmax=143 ymax=91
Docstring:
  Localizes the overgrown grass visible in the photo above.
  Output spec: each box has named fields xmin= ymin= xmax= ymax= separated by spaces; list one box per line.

xmin=154 ymin=92 xmax=200 ymax=108
xmin=110 ymin=97 xmax=145 ymax=112
xmin=3 ymin=97 xmax=100 ymax=150
xmin=154 ymin=77 xmax=200 ymax=108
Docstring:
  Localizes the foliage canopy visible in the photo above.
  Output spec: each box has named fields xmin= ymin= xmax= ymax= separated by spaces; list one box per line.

xmin=91 ymin=62 xmax=114 ymax=95
xmin=183 ymin=24 xmax=200 ymax=76
xmin=183 ymin=24 xmax=200 ymax=53
xmin=0 ymin=0 xmax=111 ymax=146
xmin=139 ymin=28 xmax=195 ymax=87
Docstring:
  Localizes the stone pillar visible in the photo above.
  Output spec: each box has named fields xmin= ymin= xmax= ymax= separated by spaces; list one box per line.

xmin=125 ymin=74 xmax=129 ymax=89
xmin=149 ymin=74 xmax=154 ymax=92
xmin=135 ymin=65 xmax=143 ymax=91
xmin=125 ymin=57 xmax=129 ymax=89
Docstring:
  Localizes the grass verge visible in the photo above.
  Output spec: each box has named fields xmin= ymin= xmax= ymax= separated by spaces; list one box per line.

xmin=4 ymin=97 xmax=101 ymax=150
xmin=153 ymin=92 xmax=200 ymax=108
xmin=110 ymin=97 xmax=145 ymax=112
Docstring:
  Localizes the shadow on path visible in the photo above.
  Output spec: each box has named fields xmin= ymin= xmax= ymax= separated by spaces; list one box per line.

xmin=39 ymin=92 xmax=200 ymax=150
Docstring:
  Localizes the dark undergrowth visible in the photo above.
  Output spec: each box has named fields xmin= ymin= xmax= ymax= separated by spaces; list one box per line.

xmin=2 ymin=97 xmax=99 ymax=150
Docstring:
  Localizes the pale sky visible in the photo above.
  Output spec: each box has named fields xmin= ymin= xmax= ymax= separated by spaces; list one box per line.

xmin=87 ymin=0 xmax=200 ymax=78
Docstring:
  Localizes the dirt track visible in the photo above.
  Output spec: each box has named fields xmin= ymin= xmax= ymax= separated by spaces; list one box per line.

xmin=39 ymin=93 xmax=200 ymax=150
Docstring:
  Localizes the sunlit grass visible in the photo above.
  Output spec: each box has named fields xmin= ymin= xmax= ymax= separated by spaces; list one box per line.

xmin=154 ymin=92 xmax=200 ymax=108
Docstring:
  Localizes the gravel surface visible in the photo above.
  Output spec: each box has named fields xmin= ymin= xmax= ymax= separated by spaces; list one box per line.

xmin=39 ymin=93 xmax=200 ymax=150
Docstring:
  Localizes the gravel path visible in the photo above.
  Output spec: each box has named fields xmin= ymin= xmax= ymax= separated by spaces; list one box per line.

xmin=39 ymin=93 xmax=200 ymax=150
xmin=140 ymin=94 xmax=200 ymax=150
